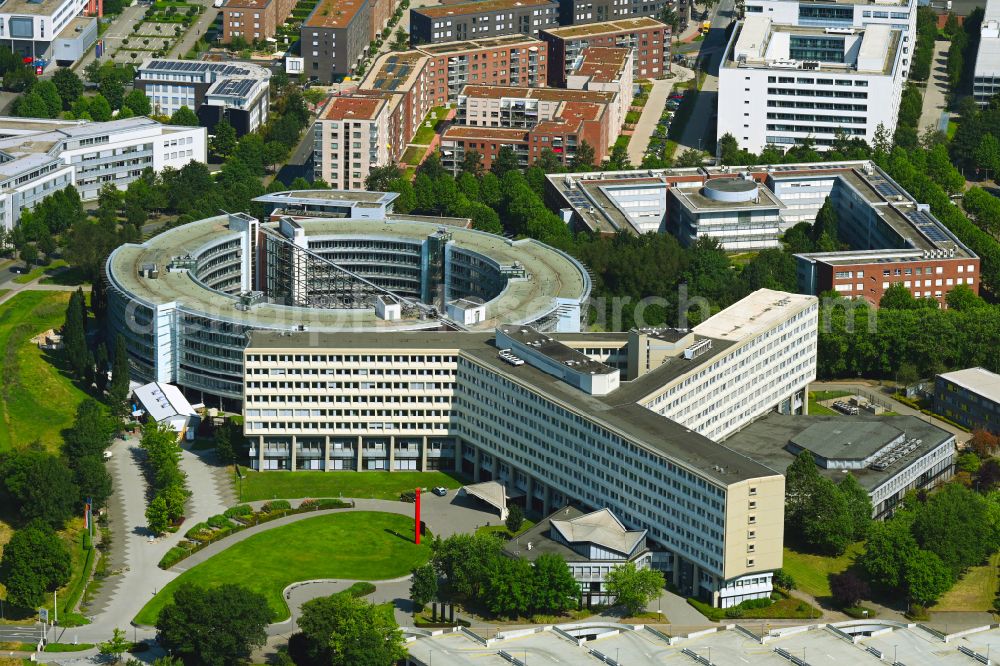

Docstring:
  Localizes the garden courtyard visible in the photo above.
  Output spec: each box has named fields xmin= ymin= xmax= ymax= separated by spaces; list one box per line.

xmin=133 ymin=511 xmax=431 ymax=625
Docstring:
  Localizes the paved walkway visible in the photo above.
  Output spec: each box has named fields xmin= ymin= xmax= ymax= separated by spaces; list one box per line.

xmin=919 ymin=41 xmax=952 ymax=137
xmin=627 ymin=69 xmax=694 ymax=166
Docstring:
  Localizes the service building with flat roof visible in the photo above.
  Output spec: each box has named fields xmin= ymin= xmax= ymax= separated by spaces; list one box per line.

xmin=724 ymin=413 xmax=955 ymax=519
xmin=410 ymin=0 xmax=558 ymax=45
xmin=974 ymin=0 xmax=1000 ymax=105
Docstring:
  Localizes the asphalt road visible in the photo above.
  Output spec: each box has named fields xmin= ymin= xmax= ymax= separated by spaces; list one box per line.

xmin=676 ymin=0 xmax=734 ymax=155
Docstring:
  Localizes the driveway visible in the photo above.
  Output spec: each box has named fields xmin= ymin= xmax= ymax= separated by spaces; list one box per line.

xmin=627 ymin=70 xmax=693 ymax=166
xmin=919 ymin=41 xmax=952 ymax=136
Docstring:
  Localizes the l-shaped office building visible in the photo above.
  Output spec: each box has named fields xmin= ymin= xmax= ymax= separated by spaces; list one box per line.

xmin=241 ymin=288 xmax=819 ymax=608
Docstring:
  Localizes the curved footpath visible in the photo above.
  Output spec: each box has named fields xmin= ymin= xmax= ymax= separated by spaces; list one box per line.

xmin=46 ymin=487 xmax=498 ymax=645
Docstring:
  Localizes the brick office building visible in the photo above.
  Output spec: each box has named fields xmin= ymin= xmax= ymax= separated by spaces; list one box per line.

xmin=410 ymin=0 xmax=558 ymax=45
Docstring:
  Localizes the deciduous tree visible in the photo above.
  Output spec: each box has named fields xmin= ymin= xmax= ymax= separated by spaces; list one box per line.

xmin=605 ymin=563 xmax=664 ymax=616
xmin=0 ymin=520 xmax=72 ymax=608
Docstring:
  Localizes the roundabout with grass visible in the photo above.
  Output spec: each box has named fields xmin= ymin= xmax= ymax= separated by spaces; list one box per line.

xmin=133 ymin=511 xmax=429 ymax=626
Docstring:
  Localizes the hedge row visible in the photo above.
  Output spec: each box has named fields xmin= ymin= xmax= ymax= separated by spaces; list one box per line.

xmin=158 ymin=499 xmax=352 ymax=569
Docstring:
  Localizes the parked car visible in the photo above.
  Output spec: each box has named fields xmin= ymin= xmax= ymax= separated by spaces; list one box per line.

xmin=432 ymin=486 xmax=448 ymax=497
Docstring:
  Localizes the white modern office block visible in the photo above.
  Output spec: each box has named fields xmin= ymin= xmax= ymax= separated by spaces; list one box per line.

xmin=718 ymin=16 xmax=907 ymax=153
xmin=975 ymin=0 xmax=1000 ymax=106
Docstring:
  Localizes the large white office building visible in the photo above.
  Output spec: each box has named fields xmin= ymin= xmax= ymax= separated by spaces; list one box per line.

xmin=0 ymin=116 xmax=206 ymax=228
xmin=974 ymin=0 xmax=1000 ymax=106
xmin=241 ymin=288 xmax=818 ymax=607
xmin=718 ymin=0 xmax=915 ymax=153
xmin=0 ymin=0 xmax=98 ymax=64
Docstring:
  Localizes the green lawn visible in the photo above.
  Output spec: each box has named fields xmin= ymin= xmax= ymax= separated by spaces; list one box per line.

xmin=402 ymin=145 xmax=427 ymax=166
xmin=782 ymin=542 xmax=864 ymax=599
xmin=133 ymin=512 xmax=431 ymax=625
xmin=931 ymin=550 xmax=1000 ymax=612
xmin=476 ymin=519 xmax=535 ymax=539
xmin=237 ymin=468 xmax=465 ymax=501
xmin=12 ymin=259 xmax=68 ymax=284
xmin=808 ymin=390 xmax=852 ymax=416
xmin=0 ymin=291 xmax=91 ymax=452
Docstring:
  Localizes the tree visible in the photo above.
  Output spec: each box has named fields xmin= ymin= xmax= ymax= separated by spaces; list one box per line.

xmin=170 ymin=105 xmax=199 ymax=126
xmin=16 ymin=91 xmax=50 ymax=119
xmin=0 ymin=451 xmax=78 ymax=528
xmin=210 ymin=118 xmax=238 ymax=159
xmin=837 ymin=473 xmax=873 ymax=540
xmin=802 ymin=478 xmax=854 ymax=555
xmin=605 ymin=563 xmax=664 ymax=616
xmin=0 ymin=520 xmax=72 ymax=608
xmin=532 ymin=553 xmax=580 ymax=614
xmin=299 ymin=592 xmax=405 ymax=666
xmin=20 ymin=242 xmax=38 ymax=268
xmin=99 ymin=628 xmax=131 ymax=663
xmin=157 ymin=583 xmax=273 ymax=666
xmin=123 ymin=88 xmax=152 ymax=116
xmin=53 ymin=68 xmax=83 ymax=108
xmin=784 ymin=450 xmax=821 ymax=530
xmin=905 ymin=549 xmax=952 ymax=606
xmin=161 ymin=484 xmax=188 ymax=522
xmin=89 ymin=94 xmax=113 ymax=122
xmin=571 ymin=140 xmax=596 ymax=171
xmin=145 ymin=494 xmax=170 ymax=535
xmin=461 ymin=149 xmax=484 ymax=178
xmin=73 ymin=455 xmax=113 ymax=510
xmin=861 ymin=516 xmax=919 ymax=589
xmin=484 ymin=556 xmax=534 ymax=618
xmin=409 ymin=563 xmax=438 ymax=609
xmin=829 ymin=572 xmax=870 ymax=608
xmin=34 ymin=80 xmax=63 ymax=118
xmin=491 ymin=145 xmax=520 ymax=178
xmin=505 ymin=503 xmax=524 ymax=534
xmin=431 ymin=532 xmax=503 ymax=598
xmin=674 ymin=149 xmax=707 ymax=167
xmin=62 ymin=288 xmax=89 ymax=379
xmin=975 ymin=133 xmax=1000 ymax=178
xmin=263 ymin=140 xmax=290 ymax=172
xmin=108 ymin=334 xmax=130 ymax=420
xmin=364 ymin=164 xmax=402 ymax=192
xmin=214 ymin=419 xmax=240 ymax=466
xmin=946 ymin=284 xmax=984 ymax=310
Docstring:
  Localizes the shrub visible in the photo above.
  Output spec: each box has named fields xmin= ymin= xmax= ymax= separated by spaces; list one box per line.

xmin=184 ymin=522 xmax=209 ymax=539
xmin=400 ymin=490 xmax=417 ymax=503
xmin=261 ymin=499 xmax=291 ymax=512
xmin=224 ymin=504 xmax=253 ymax=518
xmin=344 ymin=581 xmax=376 ymax=597
xmin=206 ymin=514 xmax=233 ymax=529
xmin=82 ymin=532 xmax=92 ymax=550
xmin=725 ymin=606 xmax=744 ymax=618
xmin=315 ymin=498 xmax=351 ymax=509
xmin=159 ymin=546 xmax=188 ymax=569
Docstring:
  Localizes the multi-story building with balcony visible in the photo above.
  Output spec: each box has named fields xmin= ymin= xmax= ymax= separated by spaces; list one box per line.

xmin=541 ymin=17 xmax=668 ymax=85
xmin=410 ymin=0 xmax=558 ymax=45
xmin=313 ymin=95 xmax=395 ymax=190
xmin=554 ymin=0 xmax=672 ymax=28
xmin=301 ymin=0 xmax=372 ymax=81
xmin=220 ymin=0 xmax=295 ymax=43
xmin=241 ymin=288 xmax=818 ymax=608
xmin=311 ymin=37 xmax=550 ymax=186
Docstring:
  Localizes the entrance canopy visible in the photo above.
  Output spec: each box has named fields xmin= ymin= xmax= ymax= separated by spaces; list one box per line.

xmin=460 ymin=481 xmax=522 ymax=520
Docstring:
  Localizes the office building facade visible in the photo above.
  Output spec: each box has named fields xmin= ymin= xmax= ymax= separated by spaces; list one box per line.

xmin=135 ymin=59 xmax=271 ymax=134
xmin=935 ymin=367 xmax=1000 ymax=434
xmin=410 ymin=0 xmax=558 ymax=45
xmin=0 ymin=0 xmax=98 ymax=64
xmin=241 ymin=288 xmax=818 ymax=607
xmin=0 ymin=116 xmax=205 ymax=228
